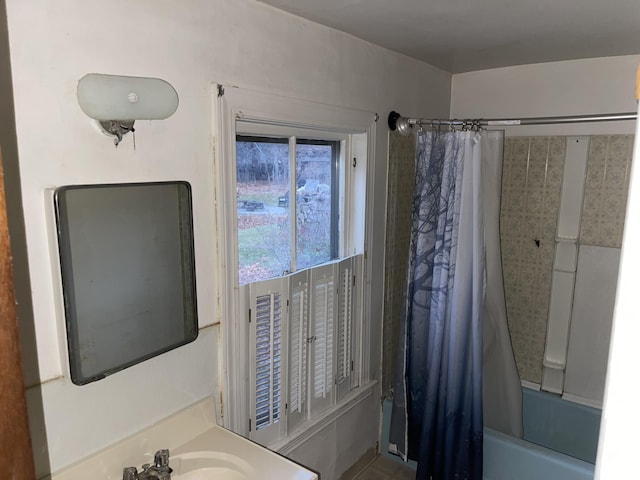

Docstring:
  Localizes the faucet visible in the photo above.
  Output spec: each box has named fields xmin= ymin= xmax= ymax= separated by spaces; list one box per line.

xmin=123 ymin=449 xmax=173 ymax=480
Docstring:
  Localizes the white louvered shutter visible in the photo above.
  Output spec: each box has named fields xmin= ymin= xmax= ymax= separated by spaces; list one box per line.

xmin=249 ymin=278 xmax=286 ymax=446
xmin=309 ymin=262 xmax=336 ymax=414
xmin=287 ymin=270 xmax=309 ymax=434
xmin=336 ymin=256 xmax=354 ymax=400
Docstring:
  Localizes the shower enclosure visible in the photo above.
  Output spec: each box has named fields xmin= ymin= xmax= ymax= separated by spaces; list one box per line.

xmin=382 ymin=109 xmax=636 ymax=478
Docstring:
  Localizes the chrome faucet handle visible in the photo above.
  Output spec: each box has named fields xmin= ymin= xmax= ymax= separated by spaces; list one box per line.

xmin=123 ymin=466 xmax=139 ymax=480
xmin=154 ymin=449 xmax=170 ymax=469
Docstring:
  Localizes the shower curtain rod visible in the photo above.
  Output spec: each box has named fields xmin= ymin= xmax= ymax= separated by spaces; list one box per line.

xmin=388 ymin=110 xmax=637 ymax=134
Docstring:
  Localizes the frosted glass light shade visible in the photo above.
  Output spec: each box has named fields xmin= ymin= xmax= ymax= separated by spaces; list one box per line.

xmin=77 ymin=73 xmax=179 ymax=121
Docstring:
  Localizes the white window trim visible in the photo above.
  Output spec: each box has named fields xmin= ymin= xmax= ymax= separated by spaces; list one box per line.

xmin=212 ymin=84 xmax=377 ymax=437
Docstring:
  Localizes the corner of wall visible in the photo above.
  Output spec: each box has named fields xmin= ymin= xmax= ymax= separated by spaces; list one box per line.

xmin=1 ymin=0 xmax=50 ymax=476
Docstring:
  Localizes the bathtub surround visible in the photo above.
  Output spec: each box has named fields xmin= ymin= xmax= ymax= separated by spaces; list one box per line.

xmin=500 ymin=137 xmax=566 ymax=384
xmin=564 ymin=246 xmax=620 ymax=407
xmin=565 ymin=136 xmax=633 ymax=406
xmin=541 ymin=136 xmax=590 ymax=394
xmin=579 ymin=135 xmax=634 ymax=248
xmin=500 ymin=134 xmax=632 ymax=405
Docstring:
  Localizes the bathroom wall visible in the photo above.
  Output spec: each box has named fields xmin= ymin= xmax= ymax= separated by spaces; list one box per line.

xmin=451 ymin=55 xmax=640 ymax=137
xmin=4 ymin=0 xmax=451 ymax=477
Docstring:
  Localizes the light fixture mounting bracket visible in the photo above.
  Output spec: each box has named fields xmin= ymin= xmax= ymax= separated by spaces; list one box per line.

xmin=97 ymin=120 xmax=136 ymax=147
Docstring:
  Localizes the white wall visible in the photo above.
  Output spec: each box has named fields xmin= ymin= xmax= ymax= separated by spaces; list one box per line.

xmin=5 ymin=0 xmax=451 ymax=477
xmin=451 ymin=55 xmax=640 ymax=136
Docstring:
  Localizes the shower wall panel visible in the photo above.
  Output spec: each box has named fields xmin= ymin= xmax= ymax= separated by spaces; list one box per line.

xmin=382 ymin=132 xmax=415 ymax=396
xmin=580 ymin=135 xmax=634 ymax=248
xmin=501 ymin=134 xmax=634 ymax=385
xmin=501 ymin=137 xmax=566 ymax=384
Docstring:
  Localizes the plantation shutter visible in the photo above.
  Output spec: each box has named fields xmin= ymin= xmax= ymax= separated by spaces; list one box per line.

xmin=336 ymin=256 xmax=354 ymax=400
xmin=249 ymin=277 xmax=286 ymax=446
xmin=287 ymin=270 xmax=310 ymax=434
xmin=309 ymin=262 xmax=336 ymax=414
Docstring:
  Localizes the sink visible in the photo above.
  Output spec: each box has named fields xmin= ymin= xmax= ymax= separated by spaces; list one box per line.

xmin=171 ymin=451 xmax=255 ymax=480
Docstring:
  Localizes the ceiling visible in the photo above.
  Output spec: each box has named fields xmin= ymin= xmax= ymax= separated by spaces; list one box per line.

xmin=259 ymin=0 xmax=640 ymax=73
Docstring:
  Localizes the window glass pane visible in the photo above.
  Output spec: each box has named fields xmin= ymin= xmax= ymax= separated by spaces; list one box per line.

xmin=236 ymin=138 xmax=291 ymax=285
xmin=296 ymin=141 xmax=335 ymax=270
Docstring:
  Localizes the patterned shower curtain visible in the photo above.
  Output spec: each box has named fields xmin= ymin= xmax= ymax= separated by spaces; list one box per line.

xmin=389 ymin=130 xmax=485 ymax=480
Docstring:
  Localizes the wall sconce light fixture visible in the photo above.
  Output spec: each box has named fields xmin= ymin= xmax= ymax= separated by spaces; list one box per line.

xmin=77 ymin=73 xmax=179 ymax=146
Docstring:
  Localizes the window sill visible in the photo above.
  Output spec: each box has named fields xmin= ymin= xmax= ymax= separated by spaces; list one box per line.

xmin=271 ymin=380 xmax=378 ymax=456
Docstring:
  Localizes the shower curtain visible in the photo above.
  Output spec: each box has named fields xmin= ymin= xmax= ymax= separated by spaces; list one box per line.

xmin=389 ymin=129 xmax=521 ymax=480
xmin=481 ymin=132 xmax=523 ymax=439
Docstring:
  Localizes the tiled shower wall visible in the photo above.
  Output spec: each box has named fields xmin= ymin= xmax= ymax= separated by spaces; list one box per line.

xmin=579 ymin=136 xmax=634 ymax=248
xmin=500 ymin=137 xmax=566 ymax=383
xmin=383 ymin=132 xmax=634 ymax=393
xmin=382 ymin=132 xmax=415 ymax=395
xmin=501 ymin=135 xmax=633 ymax=383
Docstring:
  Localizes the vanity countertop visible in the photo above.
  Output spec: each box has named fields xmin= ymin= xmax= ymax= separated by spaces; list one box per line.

xmin=51 ymin=397 xmax=317 ymax=480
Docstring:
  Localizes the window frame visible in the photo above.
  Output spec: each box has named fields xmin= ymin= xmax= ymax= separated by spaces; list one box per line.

xmin=214 ymin=84 xmax=376 ymax=439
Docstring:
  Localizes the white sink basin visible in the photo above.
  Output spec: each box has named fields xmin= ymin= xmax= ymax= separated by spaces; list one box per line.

xmin=171 ymin=451 xmax=255 ymax=480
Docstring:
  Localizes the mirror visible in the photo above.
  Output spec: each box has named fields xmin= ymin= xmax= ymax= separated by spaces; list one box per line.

xmin=54 ymin=181 xmax=198 ymax=385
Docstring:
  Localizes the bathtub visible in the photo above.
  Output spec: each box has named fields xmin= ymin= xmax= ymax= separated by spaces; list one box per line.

xmin=381 ymin=389 xmax=598 ymax=480
xmin=522 ymin=387 xmax=600 ymax=464
xmin=483 ymin=427 xmax=593 ymax=480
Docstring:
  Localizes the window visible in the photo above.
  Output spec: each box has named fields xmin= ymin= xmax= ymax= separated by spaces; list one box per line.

xmin=236 ymin=136 xmax=340 ymax=284
xmin=215 ymin=85 xmax=375 ymax=445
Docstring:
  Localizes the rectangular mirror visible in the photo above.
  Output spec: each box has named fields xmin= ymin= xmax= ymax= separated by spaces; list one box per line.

xmin=54 ymin=181 xmax=198 ymax=385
